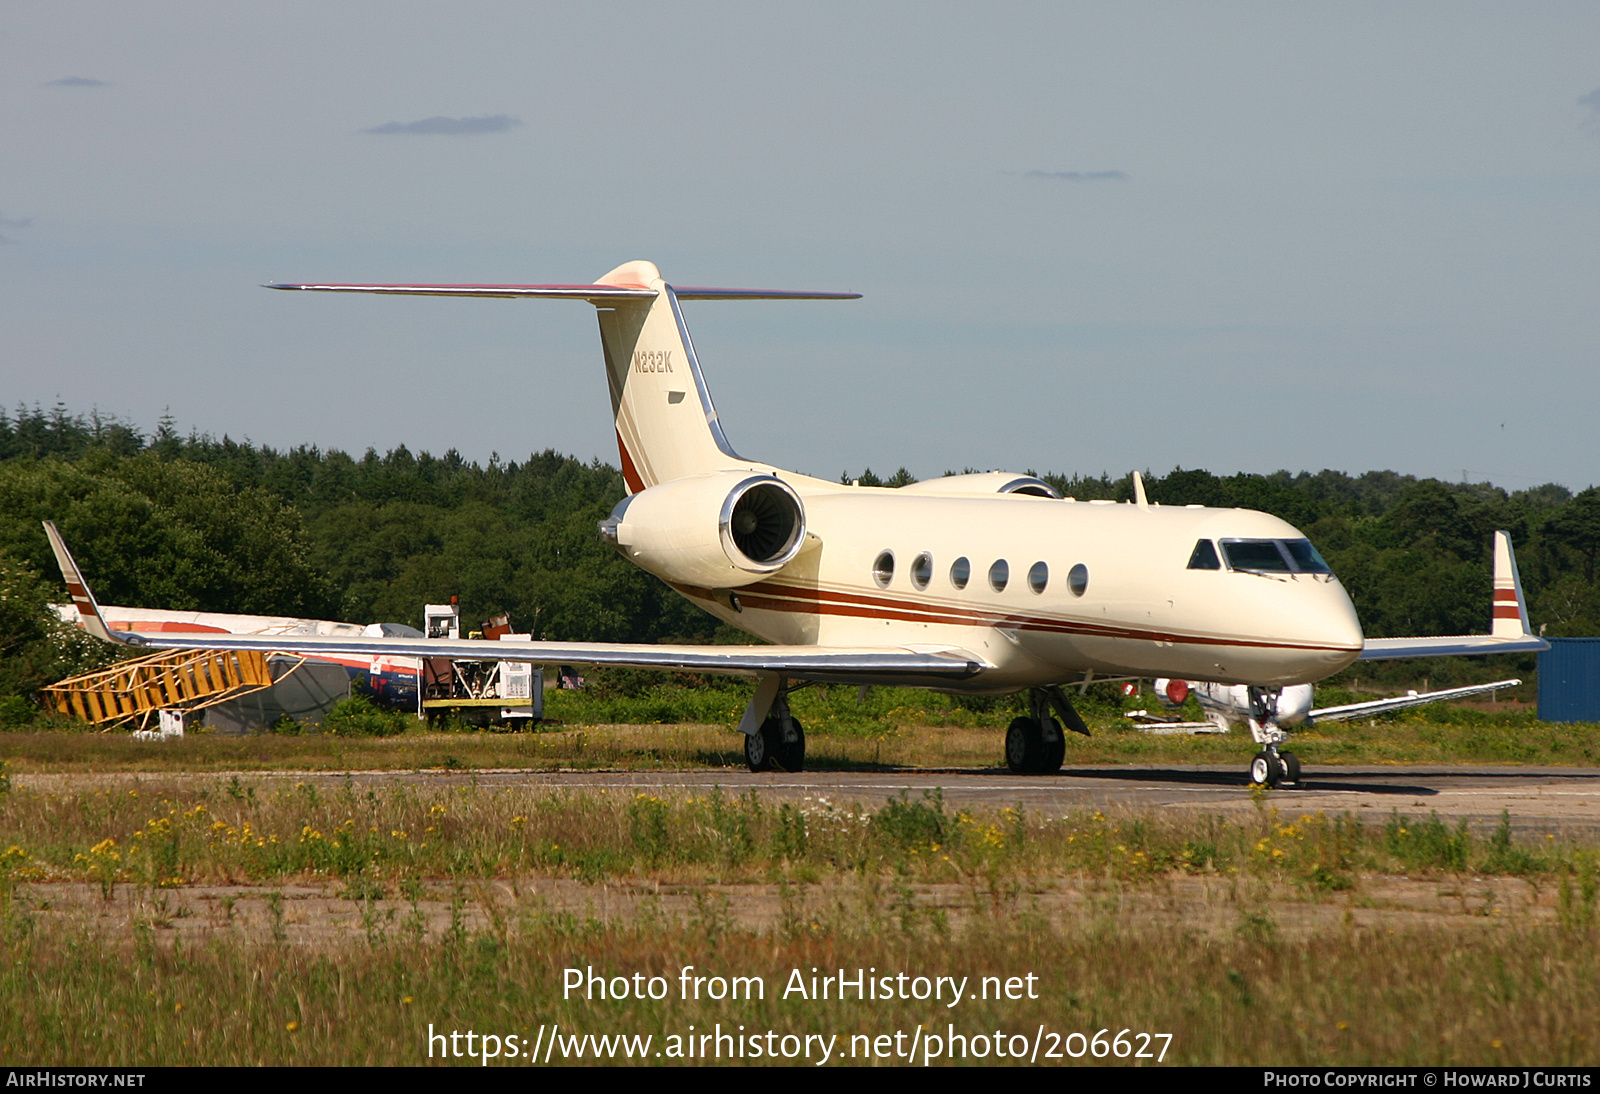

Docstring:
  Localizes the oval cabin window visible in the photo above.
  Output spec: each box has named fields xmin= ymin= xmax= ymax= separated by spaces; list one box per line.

xmin=873 ymin=550 xmax=895 ymax=588
xmin=989 ymin=559 xmax=1009 ymax=592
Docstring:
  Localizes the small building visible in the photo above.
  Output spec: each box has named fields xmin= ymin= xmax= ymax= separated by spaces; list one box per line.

xmin=1537 ymin=638 xmax=1600 ymax=723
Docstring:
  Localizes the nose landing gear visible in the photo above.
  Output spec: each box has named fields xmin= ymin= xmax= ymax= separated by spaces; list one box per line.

xmin=1244 ymin=687 xmax=1302 ymax=788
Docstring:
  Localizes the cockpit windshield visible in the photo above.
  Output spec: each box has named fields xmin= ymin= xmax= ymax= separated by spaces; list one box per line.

xmin=1219 ymin=538 xmax=1332 ymax=575
xmin=1281 ymin=538 xmax=1332 ymax=574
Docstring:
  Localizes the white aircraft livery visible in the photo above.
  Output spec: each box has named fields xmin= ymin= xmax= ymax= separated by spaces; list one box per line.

xmin=45 ymin=260 xmax=1549 ymax=784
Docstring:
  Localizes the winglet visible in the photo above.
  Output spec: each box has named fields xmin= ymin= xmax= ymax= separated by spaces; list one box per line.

xmin=1490 ymin=530 xmax=1532 ymax=638
xmin=1132 ymin=471 xmax=1150 ymax=511
xmin=42 ymin=521 xmax=125 ymax=644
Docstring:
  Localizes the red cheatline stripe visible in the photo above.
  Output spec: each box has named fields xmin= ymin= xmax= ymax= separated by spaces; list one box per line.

xmin=675 ymin=581 xmax=1356 ymax=654
xmin=616 ymin=430 xmax=645 ymax=494
xmin=1493 ymin=606 xmax=1524 ymax=619
xmin=1493 ymin=589 xmax=1520 ymax=601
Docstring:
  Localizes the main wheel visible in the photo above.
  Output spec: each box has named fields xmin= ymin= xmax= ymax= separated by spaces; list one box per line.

xmin=1280 ymin=751 xmax=1301 ymax=786
xmin=1041 ymin=716 xmax=1066 ymax=774
xmin=746 ymin=715 xmax=805 ymax=772
xmin=744 ymin=722 xmax=772 ymax=771
xmin=1006 ymin=716 xmax=1045 ymax=774
xmin=777 ymin=717 xmax=806 ymax=773
xmin=1249 ymin=750 xmax=1284 ymax=787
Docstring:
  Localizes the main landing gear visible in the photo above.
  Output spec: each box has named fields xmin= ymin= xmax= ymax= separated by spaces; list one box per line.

xmin=1244 ymin=687 xmax=1302 ymax=789
xmin=744 ymin=685 xmax=805 ymax=772
xmin=1005 ymin=686 xmax=1091 ymax=775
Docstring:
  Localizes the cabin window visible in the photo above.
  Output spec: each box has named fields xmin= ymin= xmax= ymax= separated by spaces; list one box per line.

xmin=950 ymin=556 xmax=971 ymax=589
xmin=873 ymin=550 xmax=895 ymax=588
xmin=1220 ymin=539 xmax=1293 ymax=573
xmin=1282 ymin=539 xmax=1332 ymax=574
xmin=911 ymin=552 xmax=933 ymax=590
xmin=989 ymin=559 xmax=1009 ymax=592
xmin=1068 ymin=563 xmax=1089 ymax=596
xmin=1187 ymin=539 xmax=1221 ymax=570
xmin=1028 ymin=561 xmax=1048 ymax=593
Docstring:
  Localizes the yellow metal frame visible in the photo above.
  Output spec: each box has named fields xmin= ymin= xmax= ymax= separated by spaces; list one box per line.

xmin=45 ymin=648 xmax=282 ymax=727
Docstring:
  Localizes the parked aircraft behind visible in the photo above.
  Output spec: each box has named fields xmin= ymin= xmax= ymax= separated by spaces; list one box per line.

xmin=44 ymin=260 xmax=1549 ymax=785
xmin=50 ymin=603 xmax=425 ymax=711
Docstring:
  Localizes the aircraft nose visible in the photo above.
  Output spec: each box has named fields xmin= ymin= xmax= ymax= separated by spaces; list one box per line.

xmin=1307 ymin=579 xmax=1365 ymax=667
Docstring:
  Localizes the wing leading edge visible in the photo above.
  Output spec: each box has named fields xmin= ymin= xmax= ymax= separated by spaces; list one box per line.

xmin=42 ymin=522 xmax=984 ymax=685
xmin=1358 ymin=531 xmax=1548 ymax=661
xmin=1310 ymin=679 xmax=1522 ymax=721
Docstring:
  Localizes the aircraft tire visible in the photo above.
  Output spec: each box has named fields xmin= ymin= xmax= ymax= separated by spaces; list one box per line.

xmin=1249 ymin=751 xmax=1284 ymax=788
xmin=1281 ymin=751 xmax=1301 ymax=786
xmin=1041 ymin=716 xmax=1066 ymax=773
xmin=1006 ymin=716 xmax=1045 ymax=774
xmin=745 ymin=723 xmax=774 ymax=772
xmin=778 ymin=718 xmax=806 ymax=773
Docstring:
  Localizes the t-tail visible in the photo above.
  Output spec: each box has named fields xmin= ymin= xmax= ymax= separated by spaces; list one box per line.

xmin=265 ymin=261 xmax=859 ymax=492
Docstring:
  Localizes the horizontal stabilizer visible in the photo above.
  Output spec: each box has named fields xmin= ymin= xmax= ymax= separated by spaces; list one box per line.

xmin=264 ymin=283 xmax=860 ymax=302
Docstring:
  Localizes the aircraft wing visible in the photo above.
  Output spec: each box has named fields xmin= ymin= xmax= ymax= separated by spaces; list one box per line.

xmin=1357 ymin=531 xmax=1548 ymax=661
xmin=42 ymin=522 xmax=985 ymax=685
xmin=1358 ymin=635 xmax=1548 ymax=661
xmin=1310 ymin=679 xmax=1522 ymax=721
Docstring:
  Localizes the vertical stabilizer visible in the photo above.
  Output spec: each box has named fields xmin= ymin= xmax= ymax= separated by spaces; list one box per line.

xmin=1491 ymin=530 xmax=1532 ymax=638
xmin=593 ymin=261 xmax=745 ymax=492
xmin=42 ymin=521 xmax=122 ymax=643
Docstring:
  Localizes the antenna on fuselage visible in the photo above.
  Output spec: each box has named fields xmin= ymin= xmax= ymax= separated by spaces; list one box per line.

xmin=1132 ymin=471 xmax=1150 ymax=511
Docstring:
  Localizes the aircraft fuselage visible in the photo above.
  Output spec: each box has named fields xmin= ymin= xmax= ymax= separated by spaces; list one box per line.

xmin=663 ymin=476 xmax=1365 ymax=691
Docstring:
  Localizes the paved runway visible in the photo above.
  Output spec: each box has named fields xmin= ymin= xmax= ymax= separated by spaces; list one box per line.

xmin=22 ymin=764 xmax=1600 ymax=831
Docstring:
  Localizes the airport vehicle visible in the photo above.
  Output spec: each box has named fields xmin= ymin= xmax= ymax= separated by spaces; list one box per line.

xmin=44 ymin=260 xmax=1548 ymax=784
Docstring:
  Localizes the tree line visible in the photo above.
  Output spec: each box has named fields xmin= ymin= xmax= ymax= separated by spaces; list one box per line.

xmin=2 ymin=403 xmax=1596 ymax=714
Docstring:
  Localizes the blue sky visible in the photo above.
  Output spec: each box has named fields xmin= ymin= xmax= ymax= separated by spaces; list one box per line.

xmin=4 ymin=3 xmax=1599 ymax=490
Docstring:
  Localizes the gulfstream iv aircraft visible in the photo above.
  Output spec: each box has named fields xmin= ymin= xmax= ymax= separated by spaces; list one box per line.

xmin=44 ymin=261 xmax=1549 ymax=785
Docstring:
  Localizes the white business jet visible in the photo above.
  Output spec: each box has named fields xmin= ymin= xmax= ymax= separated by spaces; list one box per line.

xmin=1134 ymin=530 xmax=1537 ymax=780
xmin=43 ymin=261 xmax=1549 ymax=785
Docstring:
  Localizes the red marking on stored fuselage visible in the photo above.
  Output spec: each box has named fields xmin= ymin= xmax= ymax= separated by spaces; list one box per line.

xmin=110 ymin=621 xmax=232 ymax=634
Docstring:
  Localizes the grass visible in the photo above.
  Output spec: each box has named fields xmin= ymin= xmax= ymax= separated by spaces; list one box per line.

xmin=3 ymin=785 xmax=1600 ymax=1065
xmin=1 ymin=700 xmax=1597 ymax=776
xmin=0 ymin=776 xmax=1591 ymax=892
xmin=5 ymin=904 xmax=1600 ymax=1065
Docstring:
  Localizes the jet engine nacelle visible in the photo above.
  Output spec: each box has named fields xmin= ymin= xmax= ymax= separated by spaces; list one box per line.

xmin=601 ymin=471 xmax=807 ymax=589
xmin=897 ymin=471 xmax=1062 ymax=498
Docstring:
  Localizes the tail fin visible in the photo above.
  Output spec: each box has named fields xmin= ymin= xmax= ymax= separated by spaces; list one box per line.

xmin=1491 ymin=530 xmax=1532 ymax=638
xmin=42 ymin=521 xmax=126 ymax=644
xmin=265 ymin=262 xmax=859 ymax=495
xmin=592 ymin=261 xmax=744 ymax=492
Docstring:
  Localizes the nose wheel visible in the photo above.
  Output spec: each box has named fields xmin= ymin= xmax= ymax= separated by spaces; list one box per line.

xmin=1248 ymin=749 xmax=1301 ymax=788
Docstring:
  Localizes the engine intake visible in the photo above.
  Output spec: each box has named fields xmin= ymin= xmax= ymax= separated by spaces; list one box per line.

xmin=601 ymin=472 xmax=807 ymax=588
xmin=722 ymin=479 xmax=804 ymax=568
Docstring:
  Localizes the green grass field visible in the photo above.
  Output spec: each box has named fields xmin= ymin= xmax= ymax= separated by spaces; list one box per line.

xmin=3 ymin=684 xmax=1599 ymax=1066
xmin=2 ymin=781 xmax=1599 ymax=1066
xmin=0 ymin=680 xmax=1592 ymax=775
